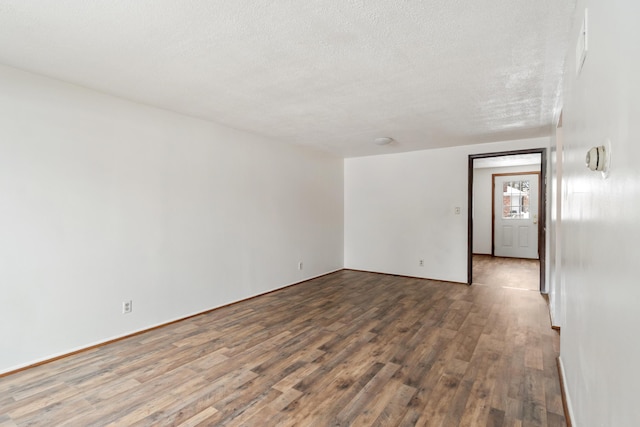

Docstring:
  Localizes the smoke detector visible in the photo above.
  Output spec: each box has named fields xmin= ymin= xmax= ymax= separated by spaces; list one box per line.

xmin=374 ymin=137 xmax=394 ymax=146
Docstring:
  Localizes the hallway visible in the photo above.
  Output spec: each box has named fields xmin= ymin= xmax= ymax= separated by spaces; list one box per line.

xmin=472 ymin=254 xmax=540 ymax=291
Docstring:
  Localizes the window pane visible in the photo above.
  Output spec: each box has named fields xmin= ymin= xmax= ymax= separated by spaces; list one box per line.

xmin=502 ymin=179 xmax=531 ymax=219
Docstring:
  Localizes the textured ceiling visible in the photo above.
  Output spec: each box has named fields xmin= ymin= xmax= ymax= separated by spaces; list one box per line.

xmin=0 ymin=1 xmax=575 ymax=157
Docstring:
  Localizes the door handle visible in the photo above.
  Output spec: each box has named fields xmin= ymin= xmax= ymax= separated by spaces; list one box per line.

xmin=533 ymin=214 xmax=538 ymax=224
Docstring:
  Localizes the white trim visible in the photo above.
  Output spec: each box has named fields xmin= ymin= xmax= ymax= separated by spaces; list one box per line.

xmin=558 ymin=356 xmax=576 ymax=426
xmin=549 ymin=300 xmax=559 ymax=327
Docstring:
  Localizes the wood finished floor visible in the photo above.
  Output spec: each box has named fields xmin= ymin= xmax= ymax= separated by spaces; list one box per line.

xmin=0 ymin=270 xmax=564 ymax=426
xmin=472 ymin=255 xmax=540 ymax=291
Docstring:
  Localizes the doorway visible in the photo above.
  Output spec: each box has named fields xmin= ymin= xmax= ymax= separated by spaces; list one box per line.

xmin=493 ymin=172 xmax=540 ymax=259
xmin=467 ymin=149 xmax=547 ymax=292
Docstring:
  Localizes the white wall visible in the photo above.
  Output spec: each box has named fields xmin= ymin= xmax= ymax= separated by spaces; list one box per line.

xmin=0 ymin=65 xmax=344 ymax=374
xmin=344 ymin=137 xmax=549 ymax=283
xmin=557 ymin=0 xmax=640 ymax=425
xmin=548 ymin=122 xmax=564 ymax=328
xmin=473 ymin=164 xmax=541 ymax=255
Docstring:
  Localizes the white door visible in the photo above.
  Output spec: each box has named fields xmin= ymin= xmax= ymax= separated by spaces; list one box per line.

xmin=493 ymin=173 xmax=539 ymax=259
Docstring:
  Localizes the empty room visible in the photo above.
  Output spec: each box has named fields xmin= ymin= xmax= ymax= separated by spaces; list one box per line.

xmin=1 ymin=1 xmax=638 ymax=426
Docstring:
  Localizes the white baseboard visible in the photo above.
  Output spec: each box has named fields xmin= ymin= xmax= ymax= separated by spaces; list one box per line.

xmin=557 ymin=356 xmax=576 ymax=426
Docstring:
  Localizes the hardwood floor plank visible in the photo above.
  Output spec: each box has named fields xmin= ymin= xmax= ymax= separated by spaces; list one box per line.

xmin=414 ymin=371 xmax=467 ymax=427
xmin=458 ymin=335 xmax=503 ymax=426
xmin=546 ymin=410 xmax=567 ymax=427
xmin=350 ymin=379 xmax=414 ymax=426
xmin=441 ymin=377 xmax=474 ymax=427
xmin=522 ymin=367 xmax=548 ymax=426
xmin=82 ymin=377 xmax=141 ymax=404
xmin=175 ymin=406 xmax=218 ymax=427
xmin=215 ymin=388 xmax=283 ymax=426
xmin=0 ymin=268 xmax=565 ymax=426
xmin=269 ymin=388 xmax=303 ymax=412
xmin=271 ymin=362 xmax=322 ymax=393
xmin=543 ymin=375 xmax=565 ymax=417
xmin=487 ymin=407 xmax=506 ymax=427
xmin=126 ymin=376 xmax=214 ymax=426
xmin=6 ymin=383 xmax=79 ymax=419
xmin=334 ymin=362 xmax=401 ymax=425
xmin=292 ymin=360 xmax=385 ymax=425
xmin=103 ymin=393 xmax=178 ymax=427
xmin=10 ymin=395 xmax=92 ymax=427
xmin=371 ymin=381 xmax=416 ymax=426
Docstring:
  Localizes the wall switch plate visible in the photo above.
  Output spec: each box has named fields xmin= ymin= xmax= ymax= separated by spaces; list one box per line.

xmin=454 ymin=207 xmax=461 ymax=215
xmin=122 ymin=300 xmax=132 ymax=314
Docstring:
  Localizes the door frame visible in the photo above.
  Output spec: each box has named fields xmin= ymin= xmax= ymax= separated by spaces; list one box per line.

xmin=491 ymin=171 xmax=541 ymax=256
xmin=467 ymin=148 xmax=547 ymax=292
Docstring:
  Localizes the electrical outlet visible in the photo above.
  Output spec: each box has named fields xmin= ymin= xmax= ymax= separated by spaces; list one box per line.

xmin=298 ymin=261 xmax=303 ymax=270
xmin=122 ymin=300 xmax=132 ymax=314
xmin=419 ymin=259 xmax=424 ymax=267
